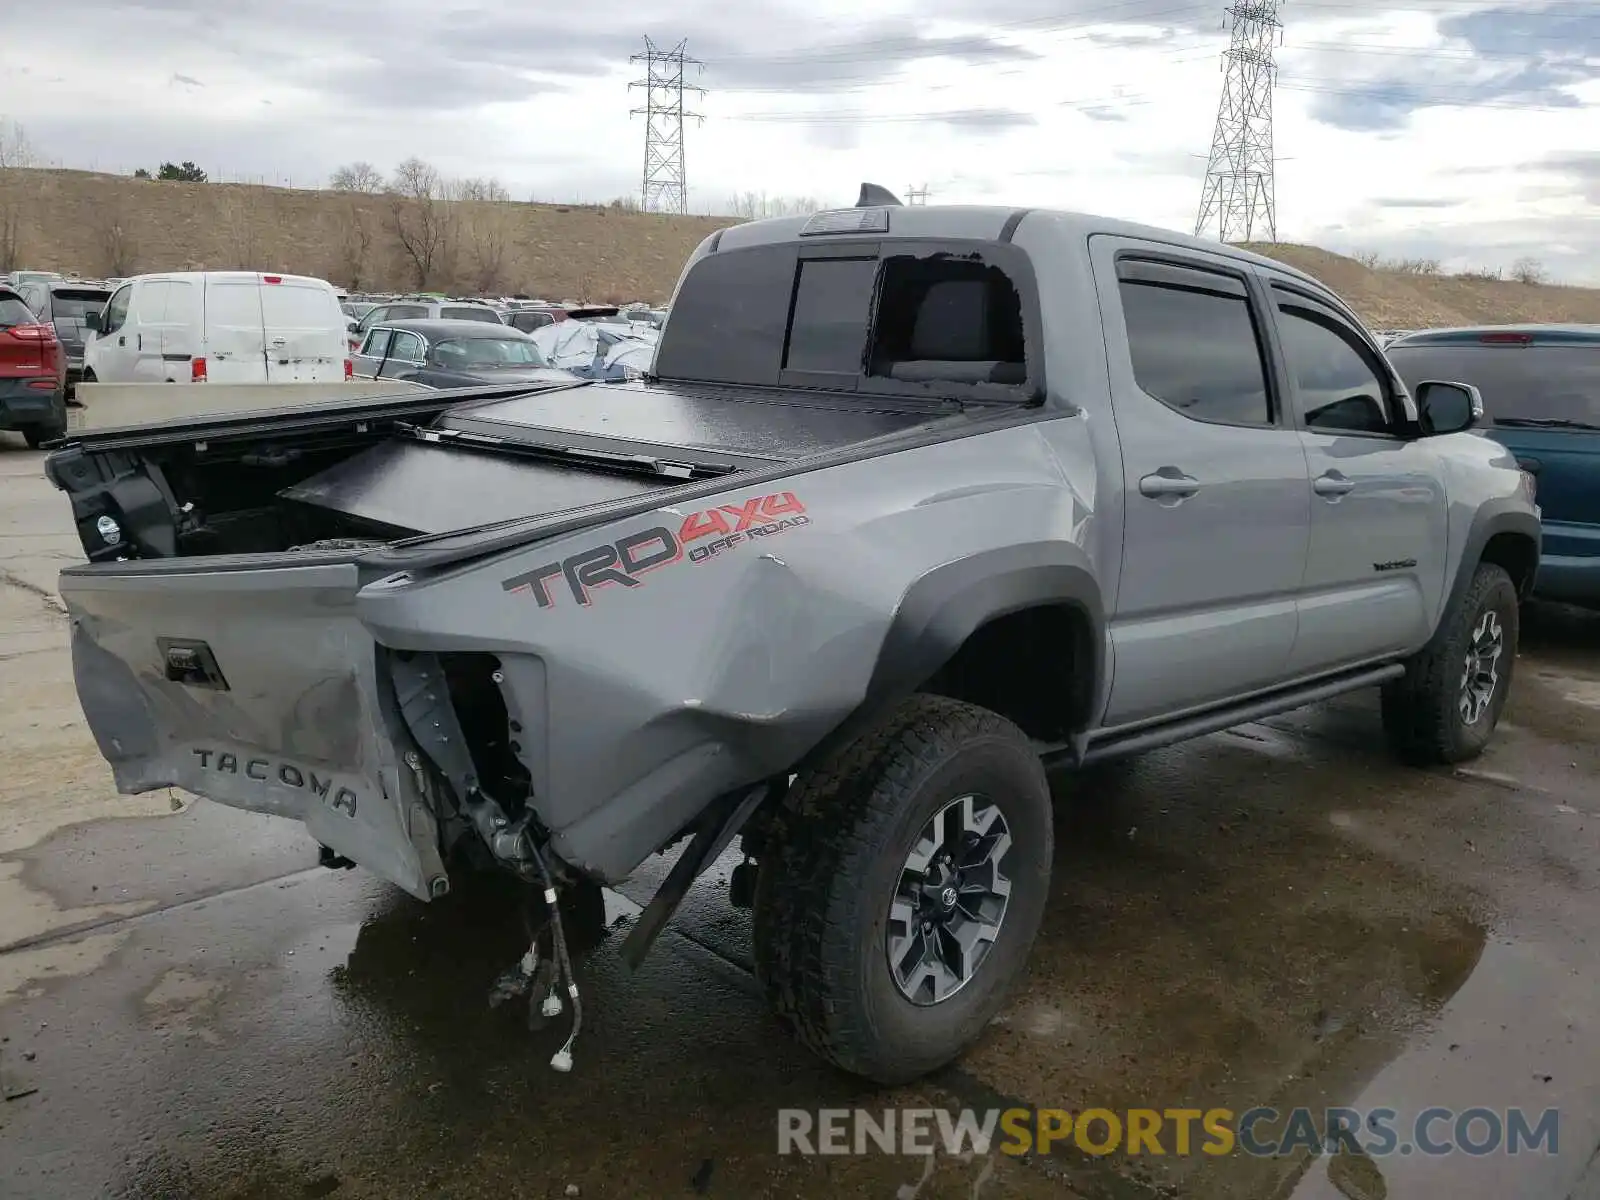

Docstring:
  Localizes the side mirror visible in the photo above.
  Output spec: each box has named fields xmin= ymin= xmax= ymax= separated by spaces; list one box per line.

xmin=84 ymin=310 xmax=102 ymax=332
xmin=1415 ymin=380 xmax=1483 ymax=436
xmin=346 ymin=320 xmax=360 ymax=335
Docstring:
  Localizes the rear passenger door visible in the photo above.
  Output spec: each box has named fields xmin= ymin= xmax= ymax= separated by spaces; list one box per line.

xmin=1092 ymin=239 xmax=1312 ymax=726
xmin=380 ymin=331 xmax=425 ymax=381
xmin=351 ymin=328 xmax=392 ymax=378
xmin=1264 ymin=282 xmax=1446 ymax=672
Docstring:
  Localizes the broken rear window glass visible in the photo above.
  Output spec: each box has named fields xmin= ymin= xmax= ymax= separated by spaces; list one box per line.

xmin=867 ymin=254 xmax=1026 ymax=386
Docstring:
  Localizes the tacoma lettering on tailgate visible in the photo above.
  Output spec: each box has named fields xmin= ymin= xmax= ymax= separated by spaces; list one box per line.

xmin=502 ymin=492 xmax=809 ymax=610
xmin=191 ymin=748 xmax=359 ymax=816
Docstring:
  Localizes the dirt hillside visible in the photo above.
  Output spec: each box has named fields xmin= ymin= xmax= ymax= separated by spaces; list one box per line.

xmin=1242 ymin=243 xmax=1600 ymax=329
xmin=0 ymin=168 xmax=733 ymax=302
xmin=3 ymin=169 xmax=1598 ymax=323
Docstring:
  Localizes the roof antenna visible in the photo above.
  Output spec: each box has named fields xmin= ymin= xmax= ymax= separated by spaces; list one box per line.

xmin=856 ymin=182 xmax=903 ymax=208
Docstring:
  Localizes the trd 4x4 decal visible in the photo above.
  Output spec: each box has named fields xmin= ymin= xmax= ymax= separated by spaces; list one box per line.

xmin=502 ymin=492 xmax=809 ymax=609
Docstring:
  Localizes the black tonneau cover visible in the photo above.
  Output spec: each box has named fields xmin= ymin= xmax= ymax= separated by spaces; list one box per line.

xmin=284 ymin=381 xmax=943 ymax=534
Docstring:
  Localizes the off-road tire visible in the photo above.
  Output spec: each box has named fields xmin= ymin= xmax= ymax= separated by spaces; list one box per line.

xmin=752 ymin=694 xmax=1052 ymax=1084
xmin=1381 ymin=562 xmax=1519 ymax=765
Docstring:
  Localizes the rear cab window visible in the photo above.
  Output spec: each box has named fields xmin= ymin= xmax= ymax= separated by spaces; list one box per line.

xmin=652 ymin=233 xmax=1038 ymax=401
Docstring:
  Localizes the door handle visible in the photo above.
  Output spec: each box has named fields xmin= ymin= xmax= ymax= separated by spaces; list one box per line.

xmin=1313 ymin=471 xmax=1355 ymax=497
xmin=1138 ymin=469 xmax=1200 ymax=500
xmin=117 ymin=335 xmax=126 ymax=347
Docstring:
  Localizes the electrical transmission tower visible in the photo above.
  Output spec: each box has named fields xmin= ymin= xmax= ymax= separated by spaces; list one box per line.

xmin=905 ymin=184 xmax=930 ymax=206
xmin=1195 ymin=1 xmax=1283 ymax=244
xmin=629 ymin=38 xmax=704 ymax=214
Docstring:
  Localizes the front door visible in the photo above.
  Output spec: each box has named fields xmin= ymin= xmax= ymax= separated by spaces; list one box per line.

xmin=1091 ymin=238 xmax=1313 ymax=727
xmin=1262 ymin=280 xmax=1448 ymax=673
xmin=88 ymin=283 xmax=136 ymax=380
xmin=127 ymin=280 xmax=173 ymax=382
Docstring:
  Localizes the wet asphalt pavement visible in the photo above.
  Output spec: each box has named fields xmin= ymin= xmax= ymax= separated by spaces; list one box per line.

xmin=2 ymin=437 xmax=1598 ymax=1199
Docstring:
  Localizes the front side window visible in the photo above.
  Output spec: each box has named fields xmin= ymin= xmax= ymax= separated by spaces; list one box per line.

xmin=103 ymin=285 xmax=133 ymax=334
xmin=1119 ymin=277 xmax=1272 ymax=427
xmin=1277 ymin=305 xmax=1391 ymax=434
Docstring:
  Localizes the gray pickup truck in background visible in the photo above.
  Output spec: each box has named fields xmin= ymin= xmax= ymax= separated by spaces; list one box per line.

xmin=44 ymin=187 xmax=1540 ymax=1083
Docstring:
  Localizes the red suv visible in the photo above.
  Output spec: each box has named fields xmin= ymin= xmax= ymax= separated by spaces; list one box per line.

xmin=0 ymin=285 xmax=66 ymax=447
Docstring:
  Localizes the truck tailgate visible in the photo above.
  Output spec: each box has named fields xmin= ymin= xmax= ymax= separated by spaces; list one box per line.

xmin=61 ymin=558 xmax=445 ymax=899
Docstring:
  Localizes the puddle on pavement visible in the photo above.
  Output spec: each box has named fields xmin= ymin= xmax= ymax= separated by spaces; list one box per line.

xmin=958 ymin=742 xmax=1492 ymax=1200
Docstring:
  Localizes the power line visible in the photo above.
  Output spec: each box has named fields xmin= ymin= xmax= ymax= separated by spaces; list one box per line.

xmin=629 ymin=37 xmax=705 ymax=215
xmin=1197 ymin=1 xmax=1284 ymax=244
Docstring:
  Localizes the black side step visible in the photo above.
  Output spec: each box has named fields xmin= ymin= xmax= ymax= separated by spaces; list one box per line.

xmin=1049 ymin=662 xmax=1406 ymax=768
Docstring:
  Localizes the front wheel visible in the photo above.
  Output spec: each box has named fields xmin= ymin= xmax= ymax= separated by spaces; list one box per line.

xmin=1381 ymin=562 xmax=1519 ymax=764
xmin=752 ymin=695 xmax=1053 ymax=1084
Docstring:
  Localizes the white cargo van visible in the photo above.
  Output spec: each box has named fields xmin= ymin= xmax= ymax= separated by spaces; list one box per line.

xmin=83 ymin=272 xmax=351 ymax=384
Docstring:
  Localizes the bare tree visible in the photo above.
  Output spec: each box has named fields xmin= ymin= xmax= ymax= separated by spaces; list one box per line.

xmin=99 ymin=218 xmax=138 ymax=276
xmin=218 ymin=188 xmax=262 ymax=269
xmin=336 ymin=204 xmax=375 ymax=290
xmin=0 ymin=203 xmax=20 ymax=273
xmin=726 ymin=192 xmax=823 ymax=220
xmin=454 ymin=176 xmax=511 ymax=203
xmin=461 ymin=207 xmax=512 ymax=293
xmin=329 ymin=161 xmax=385 ymax=193
xmin=386 ymin=157 xmax=455 ymax=288
xmin=1510 ymin=256 xmax=1547 ymax=285
xmin=0 ymin=117 xmax=40 ymax=169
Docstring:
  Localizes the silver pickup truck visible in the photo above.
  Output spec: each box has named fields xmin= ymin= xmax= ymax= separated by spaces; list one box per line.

xmin=44 ymin=187 xmax=1540 ymax=1083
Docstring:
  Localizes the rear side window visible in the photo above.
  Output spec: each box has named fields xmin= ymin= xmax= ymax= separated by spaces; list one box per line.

xmin=50 ymin=289 xmax=112 ymax=319
xmin=1118 ymin=274 xmax=1271 ymax=427
xmin=387 ymin=304 xmax=429 ymax=321
xmin=0 ymin=295 xmax=35 ymax=327
xmin=1387 ymin=343 xmax=1600 ymax=426
xmin=361 ymin=329 xmax=393 ymax=358
xmin=440 ymin=306 xmax=501 ymax=323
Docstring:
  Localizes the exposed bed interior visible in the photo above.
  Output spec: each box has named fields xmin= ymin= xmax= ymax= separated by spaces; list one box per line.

xmin=53 ymin=240 xmax=1037 ymax=560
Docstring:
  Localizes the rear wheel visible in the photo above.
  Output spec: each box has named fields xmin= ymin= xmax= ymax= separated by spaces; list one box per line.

xmin=753 ymin=695 xmax=1053 ymax=1084
xmin=1381 ymin=562 xmax=1519 ymax=764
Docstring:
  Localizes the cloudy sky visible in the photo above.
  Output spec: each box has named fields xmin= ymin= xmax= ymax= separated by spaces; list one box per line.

xmin=4 ymin=0 xmax=1597 ymax=281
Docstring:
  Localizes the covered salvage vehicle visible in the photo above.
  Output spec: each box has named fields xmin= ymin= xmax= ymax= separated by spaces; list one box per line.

xmin=528 ymin=318 xmax=657 ymax=381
